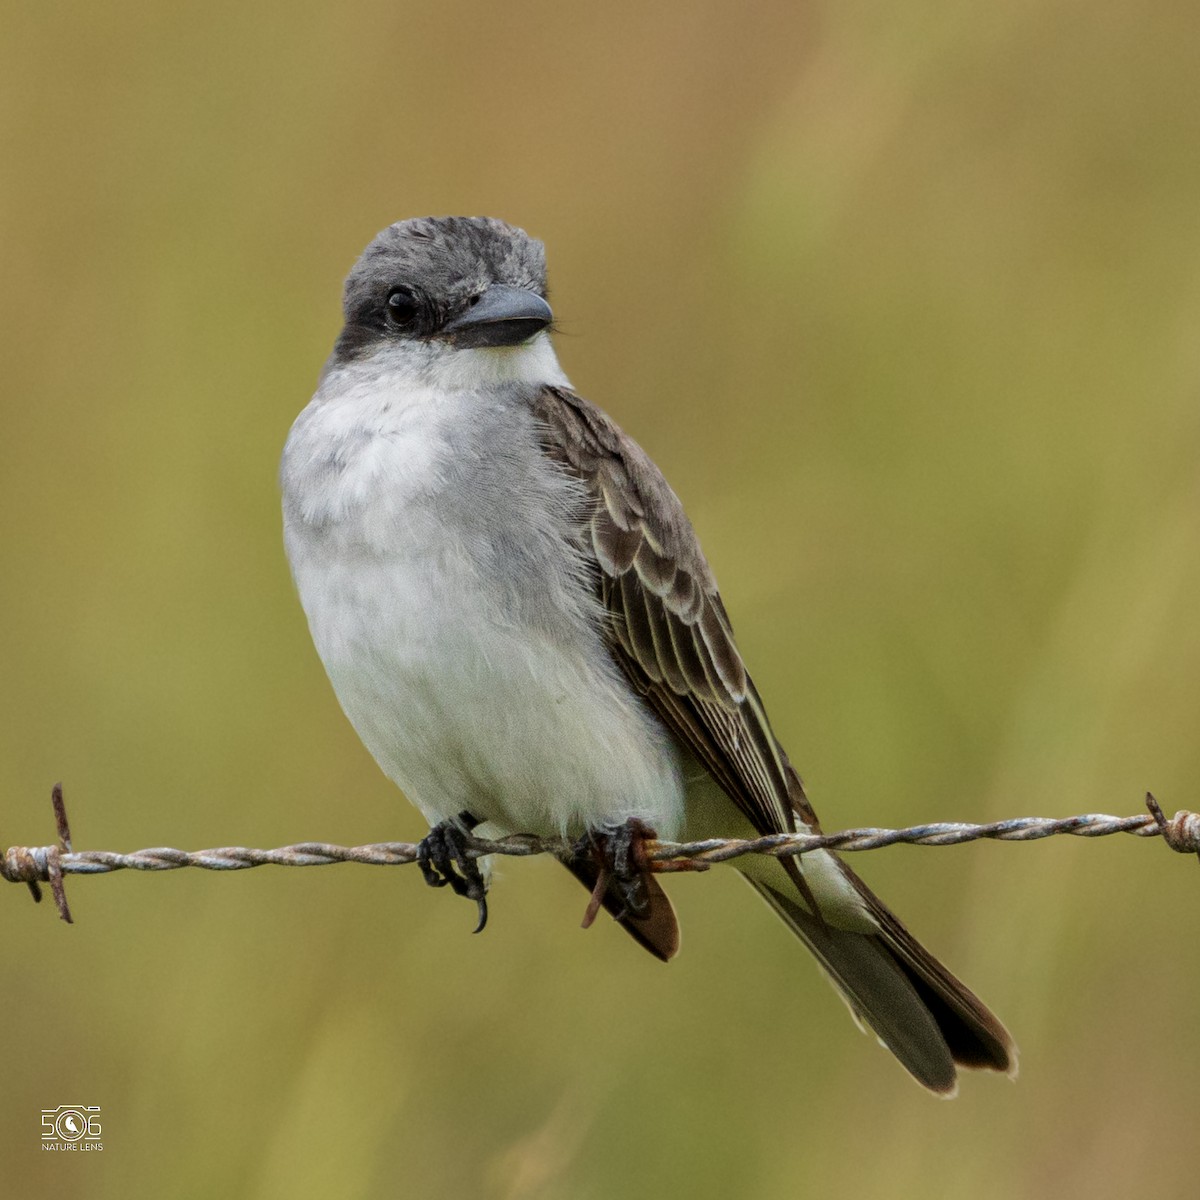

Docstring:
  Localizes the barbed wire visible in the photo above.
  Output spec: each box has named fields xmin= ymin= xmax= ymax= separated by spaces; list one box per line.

xmin=2 ymin=785 xmax=1197 ymax=925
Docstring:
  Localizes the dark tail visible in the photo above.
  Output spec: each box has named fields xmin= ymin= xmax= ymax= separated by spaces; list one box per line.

xmin=748 ymin=862 xmax=1016 ymax=1095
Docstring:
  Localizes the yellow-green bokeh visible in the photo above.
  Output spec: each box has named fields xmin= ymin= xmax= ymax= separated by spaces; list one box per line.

xmin=3 ymin=2 xmax=1199 ymax=1196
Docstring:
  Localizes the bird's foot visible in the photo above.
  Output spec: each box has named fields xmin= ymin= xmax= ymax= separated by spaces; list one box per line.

xmin=416 ymin=812 xmax=488 ymax=934
xmin=574 ymin=818 xmax=657 ymax=929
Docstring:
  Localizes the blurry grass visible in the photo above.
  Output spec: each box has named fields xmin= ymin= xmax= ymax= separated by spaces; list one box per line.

xmin=2 ymin=1 xmax=1199 ymax=1197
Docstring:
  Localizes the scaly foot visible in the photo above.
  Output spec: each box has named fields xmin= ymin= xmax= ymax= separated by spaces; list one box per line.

xmin=416 ymin=812 xmax=488 ymax=933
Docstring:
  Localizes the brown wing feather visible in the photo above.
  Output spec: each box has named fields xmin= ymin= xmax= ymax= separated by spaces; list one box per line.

xmin=533 ymin=385 xmax=800 ymax=839
xmin=533 ymin=388 xmax=1017 ymax=1087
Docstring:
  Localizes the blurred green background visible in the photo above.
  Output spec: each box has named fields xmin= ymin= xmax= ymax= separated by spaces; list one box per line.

xmin=3 ymin=1 xmax=1199 ymax=1196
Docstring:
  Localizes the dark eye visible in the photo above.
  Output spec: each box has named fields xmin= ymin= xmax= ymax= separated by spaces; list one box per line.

xmin=385 ymin=287 xmax=419 ymax=327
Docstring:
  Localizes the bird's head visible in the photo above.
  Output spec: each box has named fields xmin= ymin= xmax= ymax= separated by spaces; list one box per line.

xmin=331 ymin=216 xmax=559 ymax=388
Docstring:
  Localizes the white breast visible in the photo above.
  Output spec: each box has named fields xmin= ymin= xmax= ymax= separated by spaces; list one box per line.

xmin=280 ymin=344 xmax=686 ymax=839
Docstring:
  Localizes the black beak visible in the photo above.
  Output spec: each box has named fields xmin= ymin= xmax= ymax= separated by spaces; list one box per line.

xmin=441 ymin=284 xmax=553 ymax=348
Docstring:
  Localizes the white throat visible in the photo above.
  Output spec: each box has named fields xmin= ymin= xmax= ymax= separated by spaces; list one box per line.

xmin=333 ymin=330 xmax=571 ymax=395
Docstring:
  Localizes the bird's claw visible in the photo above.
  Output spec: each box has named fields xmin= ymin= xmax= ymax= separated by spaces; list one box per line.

xmin=416 ymin=812 xmax=488 ymax=933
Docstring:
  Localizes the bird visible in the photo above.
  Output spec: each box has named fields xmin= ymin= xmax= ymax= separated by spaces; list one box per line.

xmin=280 ymin=215 xmax=1016 ymax=1094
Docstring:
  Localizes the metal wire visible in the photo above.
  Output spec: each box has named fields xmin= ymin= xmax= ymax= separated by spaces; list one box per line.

xmin=2 ymin=786 xmax=1197 ymax=924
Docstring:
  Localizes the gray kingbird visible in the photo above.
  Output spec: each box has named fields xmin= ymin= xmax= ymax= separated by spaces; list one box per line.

xmin=280 ymin=216 xmax=1015 ymax=1094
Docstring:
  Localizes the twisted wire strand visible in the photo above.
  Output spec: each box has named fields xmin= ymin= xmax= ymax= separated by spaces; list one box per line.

xmin=3 ymin=787 xmax=1197 ymax=924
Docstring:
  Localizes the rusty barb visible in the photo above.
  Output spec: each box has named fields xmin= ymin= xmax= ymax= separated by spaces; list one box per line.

xmin=3 ymin=783 xmax=75 ymax=923
xmin=2 ymin=785 xmax=1199 ymax=925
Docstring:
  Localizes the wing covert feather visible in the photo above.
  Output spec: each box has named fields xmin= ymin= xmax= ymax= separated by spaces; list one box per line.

xmin=533 ymin=385 xmax=804 ymax=837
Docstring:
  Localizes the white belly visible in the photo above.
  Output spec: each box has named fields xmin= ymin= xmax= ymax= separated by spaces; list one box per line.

xmin=281 ymin=357 xmax=686 ymax=839
xmin=291 ymin=549 xmax=686 ymax=837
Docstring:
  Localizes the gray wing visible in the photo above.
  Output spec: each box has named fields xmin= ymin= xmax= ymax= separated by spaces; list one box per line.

xmin=533 ymin=385 xmax=818 ymax=838
xmin=532 ymin=391 xmax=1018 ymax=1091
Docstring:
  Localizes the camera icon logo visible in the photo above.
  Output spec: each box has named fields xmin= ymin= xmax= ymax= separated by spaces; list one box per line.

xmin=41 ymin=1105 xmax=102 ymax=1144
